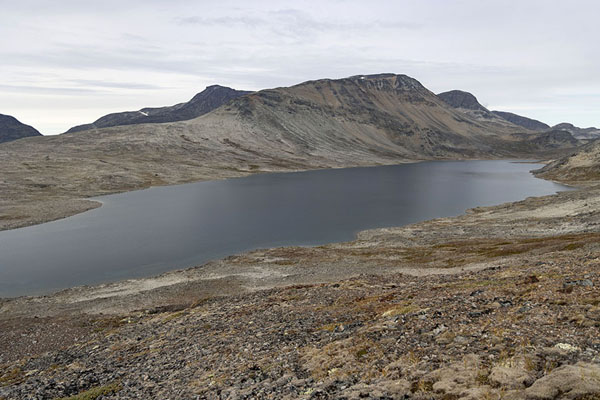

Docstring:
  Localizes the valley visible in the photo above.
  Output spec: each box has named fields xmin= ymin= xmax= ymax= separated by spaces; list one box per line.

xmin=1 ymin=73 xmax=599 ymax=399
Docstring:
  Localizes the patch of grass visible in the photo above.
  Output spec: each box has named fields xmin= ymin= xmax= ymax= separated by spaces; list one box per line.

xmin=90 ymin=316 xmax=128 ymax=333
xmin=562 ymin=242 xmax=585 ymax=251
xmin=53 ymin=381 xmax=121 ymax=400
xmin=475 ymin=369 xmax=490 ymax=385
xmin=381 ymin=302 xmax=419 ymax=317
xmin=163 ymin=311 xmax=185 ymax=322
xmin=355 ymin=348 xmax=369 ymax=360
xmin=0 ymin=366 xmax=24 ymax=386
xmin=319 ymin=323 xmax=340 ymax=332
xmin=411 ymin=379 xmax=434 ymax=392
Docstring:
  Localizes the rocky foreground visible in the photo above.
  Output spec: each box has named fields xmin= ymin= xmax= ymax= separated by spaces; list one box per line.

xmin=1 ymin=169 xmax=600 ymax=398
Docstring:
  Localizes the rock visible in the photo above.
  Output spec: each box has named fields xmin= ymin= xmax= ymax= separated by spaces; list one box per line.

xmin=489 ymin=364 xmax=534 ymax=389
xmin=554 ymin=343 xmax=580 ymax=353
xmin=563 ymin=279 xmax=594 ymax=288
xmin=428 ymin=354 xmax=481 ymax=396
xmin=525 ymin=362 xmax=600 ymax=399
xmin=341 ymin=380 xmax=410 ymax=399
xmin=432 ymin=324 xmax=447 ymax=335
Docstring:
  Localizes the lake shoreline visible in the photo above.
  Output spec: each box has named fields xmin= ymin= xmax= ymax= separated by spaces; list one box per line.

xmin=0 ymin=160 xmax=568 ymax=298
xmin=0 ymin=169 xmax=595 ymax=308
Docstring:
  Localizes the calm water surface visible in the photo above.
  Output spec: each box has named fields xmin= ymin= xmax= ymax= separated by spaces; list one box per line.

xmin=0 ymin=160 xmax=571 ymax=297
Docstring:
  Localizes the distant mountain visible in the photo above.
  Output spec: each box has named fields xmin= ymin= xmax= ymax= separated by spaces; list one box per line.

xmin=529 ymin=129 xmax=579 ymax=148
xmin=491 ymin=111 xmax=550 ymax=131
xmin=0 ymin=114 xmax=42 ymax=143
xmin=551 ymin=123 xmax=600 ymax=140
xmin=437 ymin=90 xmax=488 ymax=112
xmin=436 ymin=90 xmax=523 ymax=129
xmin=66 ymin=85 xmax=252 ymax=133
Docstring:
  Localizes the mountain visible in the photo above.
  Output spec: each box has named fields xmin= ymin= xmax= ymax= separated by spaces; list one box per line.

xmin=66 ymin=85 xmax=252 ymax=133
xmin=528 ymin=129 xmax=579 ymax=148
xmin=535 ymin=138 xmax=600 ymax=182
xmin=490 ymin=111 xmax=550 ymax=131
xmin=551 ymin=123 xmax=600 ymax=140
xmin=436 ymin=90 xmax=526 ymax=129
xmin=0 ymin=114 xmax=42 ymax=143
xmin=0 ymin=73 xmax=582 ymax=231
xmin=437 ymin=91 xmax=586 ymax=145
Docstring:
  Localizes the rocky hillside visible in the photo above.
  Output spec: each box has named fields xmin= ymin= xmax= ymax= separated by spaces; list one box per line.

xmin=66 ymin=85 xmax=252 ymax=133
xmin=220 ymin=74 xmax=552 ymax=160
xmin=552 ymin=123 xmax=600 ymax=140
xmin=536 ymin=139 xmax=600 ymax=182
xmin=0 ymin=114 xmax=41 ymax=143
xmin=0 ymin=74 xmax=581 ymax=231
xmin=491 ymin=110 xmax=550 ymax=131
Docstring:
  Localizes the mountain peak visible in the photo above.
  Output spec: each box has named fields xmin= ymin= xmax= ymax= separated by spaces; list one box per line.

xmin=437 ymin=90 xmax=488 ymax=112
xmin=289 ymin=73 xmax=428 ymax=94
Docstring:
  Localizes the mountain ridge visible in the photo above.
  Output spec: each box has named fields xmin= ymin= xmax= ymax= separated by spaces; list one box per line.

xmin=0 ymin=114 xmax=42 ymax=143
xmin=551 ymin=123 xmax=600 ymax=140
xmin=66 ymin=85 xmax=252 ymax=133
xmin=490 ymin=110 xmax=550 ymax=131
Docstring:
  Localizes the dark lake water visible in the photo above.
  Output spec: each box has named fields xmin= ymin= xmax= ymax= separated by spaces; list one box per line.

xmin=0 ymin=161 xmax=571 ymax=297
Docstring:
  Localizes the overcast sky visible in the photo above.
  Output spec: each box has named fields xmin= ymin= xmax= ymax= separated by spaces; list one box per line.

xmin=1 ymin=0 xmax=598 ymax=135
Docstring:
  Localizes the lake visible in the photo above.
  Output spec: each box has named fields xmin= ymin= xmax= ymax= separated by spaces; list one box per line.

xmin=0 ymin=160 xmax=570 ymax=297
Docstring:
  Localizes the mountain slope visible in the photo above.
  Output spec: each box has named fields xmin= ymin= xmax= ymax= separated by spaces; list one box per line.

xmin=535 ymin=139 xmax=600 ymax=182
xmin=0 ymin=73 xmax=581 ymax=231
xmin=491 ymin=110 xmax=550 ymax=131
xmin=0 ymin=114 xmax=42 ymax=143
xmin=219 ymin=74 xmax=556 ymax=160
xmin=66 ymin=85 xmax=252 ymax=133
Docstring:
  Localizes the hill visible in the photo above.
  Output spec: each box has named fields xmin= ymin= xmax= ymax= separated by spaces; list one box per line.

xmin=0 ymin=114 xmax=42 ymax=143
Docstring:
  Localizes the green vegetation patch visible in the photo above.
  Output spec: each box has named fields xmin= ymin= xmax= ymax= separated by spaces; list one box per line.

xmin=0 ymin=366 xmax=24 ymax=386
xmin=53 ymin=381 xmax=122 ymax=400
